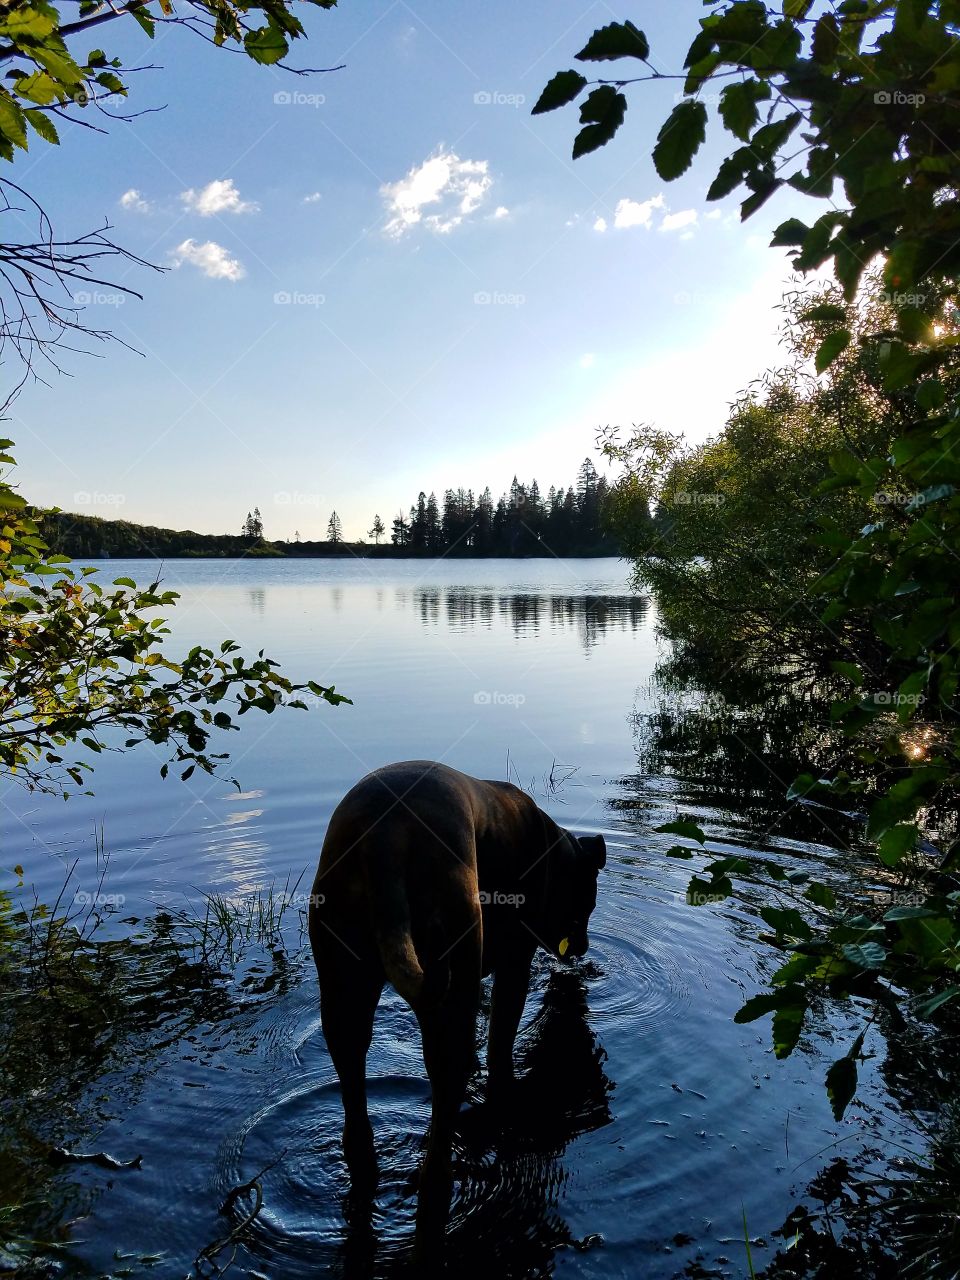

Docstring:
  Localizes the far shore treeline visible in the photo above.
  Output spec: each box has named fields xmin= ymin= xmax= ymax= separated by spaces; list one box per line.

xmin=41 ymin=459 xmax=638 ymax=559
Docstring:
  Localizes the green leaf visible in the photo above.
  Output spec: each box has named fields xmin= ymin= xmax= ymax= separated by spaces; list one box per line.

xmin=771 ymin=217 xmax=808 ymax=247
xmin=243 ymin=25 xmax=288 ymax=65
xmin=760 ymin=906 xmax=813 ymax=940
xmin=841 ymin=941 xmax=887 ymax=970
xmin=878 ymin=824 xmax=918 ymax=867
xmin=719 ymin=79 xmax=770 ymax=142
xmin=734 ymin=991 xmax=784 ymax=1023
xmin=653 ymin=100 xmax=707 ymax=181
xmin=826 ymin=1054 xmax=858 ymax=1120
xmin=576 ymin=20 xmax=649 ymax=62
xmin=572 ymin=86 xmax=627 ymax=158
xmin=532 ymin=70 xmax=587 ymax=115
xmin=916 ymin=987 xmax=960 ymax=1018
xmin=815 ymin=329 xmax=851 ymax=373
xmin=0 ymin=93 xmax=28 ymax=150
xmin=812 ymin=13 xmax=841 ymax=63
xmin=23 ymin=107 xmax=59 ymax=144
xmin=772 ymin=1000 xmax=807 ymax=1058
xmin=804 ymin=882 xmax=837 ymax=910
xmin=130 ymin=5 xmax=156 ymax=37
xmin=665 ymin=844 xmax=695 ymax=859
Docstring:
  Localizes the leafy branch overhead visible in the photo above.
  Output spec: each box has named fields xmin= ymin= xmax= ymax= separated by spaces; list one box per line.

xmin=536 ymin=6 xmax=960 ymax=319
xmin=556 ymin=3 xmax=960 ymax=1121
xmin=0 ymin=0 xmax=339 ymax=160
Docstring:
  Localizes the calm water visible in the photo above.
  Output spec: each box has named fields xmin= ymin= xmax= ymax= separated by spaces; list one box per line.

xmin=2 ymin=558 xmax=925 ymax=1278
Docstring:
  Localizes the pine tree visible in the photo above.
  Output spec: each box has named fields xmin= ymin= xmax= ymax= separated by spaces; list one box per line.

xmin=327 ymin=511 xmax=343 ymax=544
xmin=369 ymin=514 xmax=385 ymax=544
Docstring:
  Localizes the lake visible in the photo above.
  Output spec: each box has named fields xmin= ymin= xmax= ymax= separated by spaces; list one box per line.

xmin=1 ymin=557 xmax=924 ymax=1278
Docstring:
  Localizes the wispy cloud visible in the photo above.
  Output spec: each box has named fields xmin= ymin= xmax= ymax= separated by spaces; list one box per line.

xmin=613 ymin=195 xmax=664 ymax=229
xmin=170 ymin=239 xmax=246 ymax=281
xmin=660 ymin=209 xmax=698 ymax=233
xmin=181 ymin=179 xmax=258 ymax=217
xmin=381 ymin=149 xmax=493 ymax=238
xmin=119 ymin=188 xmax=150 ymax=213
xmin=593 ymin=195 xmax=666 ymax=231
xmin=302 ymin=192 xmax=322 ymax=204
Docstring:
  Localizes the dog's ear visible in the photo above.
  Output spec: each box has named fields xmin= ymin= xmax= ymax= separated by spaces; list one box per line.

xmin=580 ymin=833 xmax=606 ymax=870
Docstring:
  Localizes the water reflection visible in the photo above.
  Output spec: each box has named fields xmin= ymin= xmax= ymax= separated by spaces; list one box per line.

xmin=400 ymin=588 xmax=648 ymax=650
xmin=324 ymin=966 xmax=613 ymax=1279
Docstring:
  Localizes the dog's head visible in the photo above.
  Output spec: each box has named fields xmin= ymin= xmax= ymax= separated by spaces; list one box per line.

xmin=541 ymin=821 xmax=606 ymax=960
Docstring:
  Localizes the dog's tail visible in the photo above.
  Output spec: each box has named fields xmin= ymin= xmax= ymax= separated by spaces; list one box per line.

xmin=368 ymin=877 xmax=429 ymax=1007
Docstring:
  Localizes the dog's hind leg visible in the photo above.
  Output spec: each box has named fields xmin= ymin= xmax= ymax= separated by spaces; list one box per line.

xmin=319 ymin=960 xmax=384 ymax=1194
xmin=413 ymin=911 xmax=482 ymax=1253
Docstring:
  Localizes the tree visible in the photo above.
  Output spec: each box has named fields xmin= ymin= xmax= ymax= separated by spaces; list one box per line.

xmin=539 ymin=3 xmax=960 ymax=1116
xmin=391 ymin=511 xmax=408 ymax=546
xmin=326 ymin=510 xmax=343 ymax=544
xmin=368 ymin=514 xmax=385 ymax=545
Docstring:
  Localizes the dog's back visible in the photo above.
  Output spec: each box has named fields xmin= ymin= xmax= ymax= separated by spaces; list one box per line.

xmin=309 ymin=761 xmax=483 ymax=1007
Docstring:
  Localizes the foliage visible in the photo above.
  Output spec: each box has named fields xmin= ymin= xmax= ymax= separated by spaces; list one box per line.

xmin=0 ymin=443 xmax=348 ymax=796
xmin=603 ymin=276 xmax=960 ymax=676
xmin=0 ymin=0 xmax=336 ymax=157
xmin=541 ymin=2 xmax=960 ymax=1116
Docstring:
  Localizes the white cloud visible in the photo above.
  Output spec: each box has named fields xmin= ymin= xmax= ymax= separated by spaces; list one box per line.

xmin=593 ymin=216 xmax=607 ymax=233
xmin=661 ymin=209 xmax=699 ymax=233
xmin=180 ymin=179 xmax=258 ymax=217
xmin=613 ymin=194 xmax=665 ymax=229
xmin=381 ymin=149 xmax=493 ymax=238
xmin=170 ymin=239 xmax=245 ymax=281
xmin=705 ymin=208 xmax=723 ymax=220
xmin=492 ymin=205 xmax=510 ymax=219
xmin=302 ymin=192 xmax=322 ymax=204
xmin=119 ymin=188 xmax=150 ymax=213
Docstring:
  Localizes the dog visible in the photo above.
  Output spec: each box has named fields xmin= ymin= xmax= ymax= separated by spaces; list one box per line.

xmin=308 ymin=760 xmax=606 ymax=1245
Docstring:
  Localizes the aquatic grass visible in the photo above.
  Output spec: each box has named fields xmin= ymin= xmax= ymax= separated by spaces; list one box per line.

xmin=166 ymin=867 xmax=308 ymax=965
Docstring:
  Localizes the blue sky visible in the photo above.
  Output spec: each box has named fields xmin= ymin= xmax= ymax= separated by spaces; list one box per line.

xmin=9 ymin=1 xmax=817 ymax=540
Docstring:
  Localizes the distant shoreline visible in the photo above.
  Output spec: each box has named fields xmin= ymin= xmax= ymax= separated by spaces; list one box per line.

xmin=66 ymin=549 xmax=622 ymax=560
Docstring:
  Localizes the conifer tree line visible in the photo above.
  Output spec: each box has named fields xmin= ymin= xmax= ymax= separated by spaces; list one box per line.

xmin=387 ymin=458 xmax=624 ymax=556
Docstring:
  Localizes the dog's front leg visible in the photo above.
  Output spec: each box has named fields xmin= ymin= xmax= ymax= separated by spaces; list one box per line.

xmin=487 ymin=951 xmax=533 ymax=1095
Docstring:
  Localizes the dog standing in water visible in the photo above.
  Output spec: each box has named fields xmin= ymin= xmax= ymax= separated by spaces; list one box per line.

xmin=308 ymin=760 xmax=606 ymax=1251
